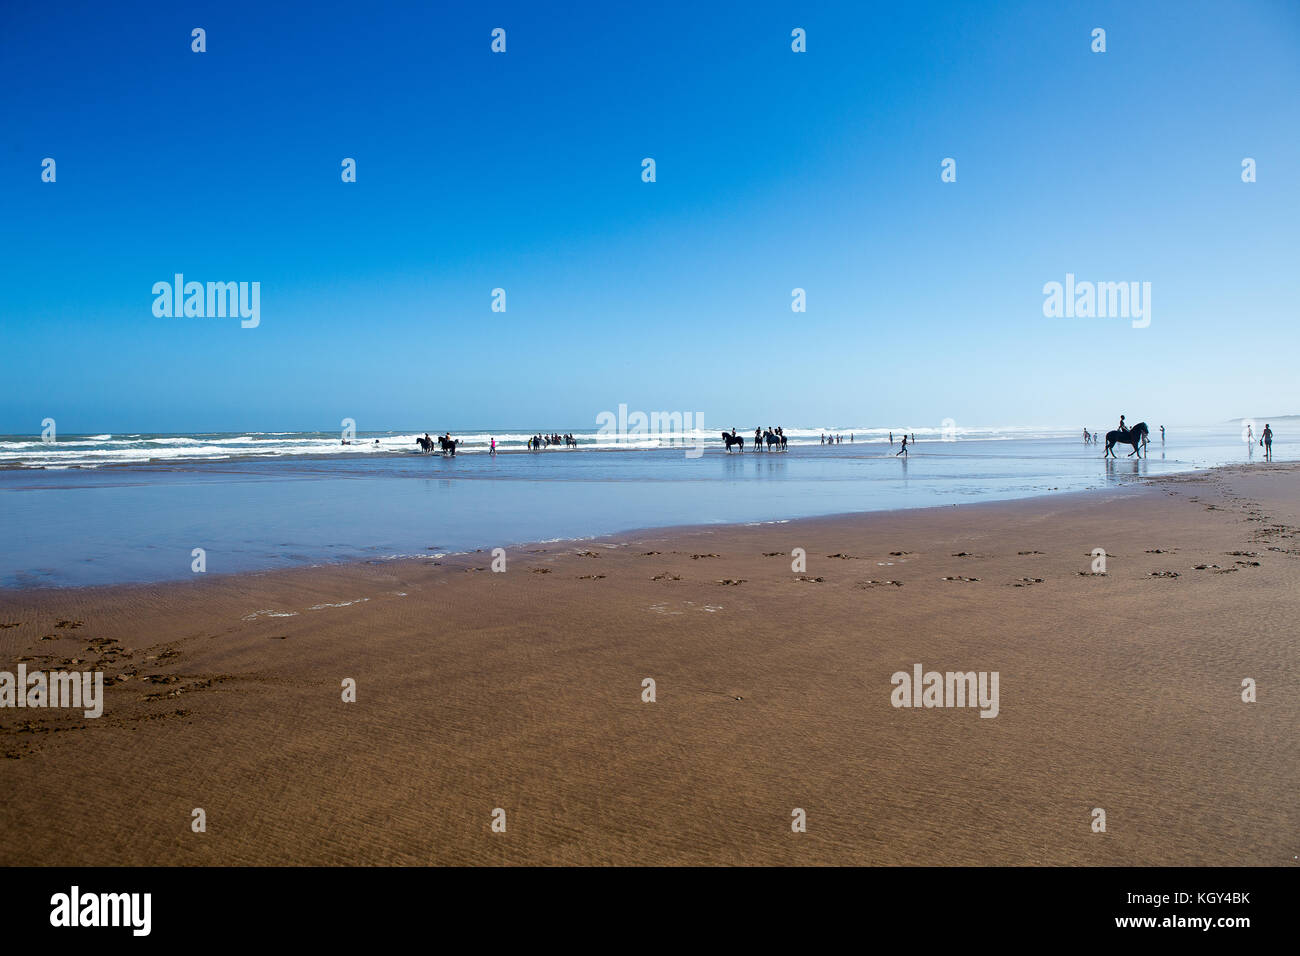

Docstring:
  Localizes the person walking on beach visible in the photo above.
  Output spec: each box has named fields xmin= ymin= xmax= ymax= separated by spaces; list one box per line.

xmin=889 ymin=432 xmax=893 ymax=446
xmin=490 ymin=437 xmax=496 ymax=456
xmin=896 ymin=434 xmax=908 ymax=457
xmin=1160 ymin=425 xmax=1165 ymax=443
xmin=1263 ymin=424 xmax=1273 ymax=461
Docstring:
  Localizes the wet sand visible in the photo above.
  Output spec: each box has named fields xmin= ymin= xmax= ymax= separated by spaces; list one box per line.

xmin=1 ymin=463 xmax=1296 ymax=865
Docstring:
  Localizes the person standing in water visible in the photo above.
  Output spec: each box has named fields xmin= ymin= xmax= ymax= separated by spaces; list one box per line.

xmin=896 ymin=434 xmax=908 ymax=457
xmin=1263 ymin=424 xmax=1273 ymax=461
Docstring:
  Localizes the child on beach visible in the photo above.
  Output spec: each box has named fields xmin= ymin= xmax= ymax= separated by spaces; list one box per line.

xmin=896 ymin=435 xmax=908 ymax=457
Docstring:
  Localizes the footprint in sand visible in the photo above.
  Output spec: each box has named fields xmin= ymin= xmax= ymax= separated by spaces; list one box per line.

xmin=1149 ymin=570 xmax=1180 ymax=578
xmin=941 ymin=576 xmax=979 ymax=582
xmin=691 ymin=553 xmax=720 ymax=560
xmin=716 ymin=579 xmax=746 ymax=586
xmin=652 ymin=573 xmax=681 ymax=582
xmin=1018 ymin=550 xmax=1044 ymax=555
xmin=796 ymin=575 xmax=825 ymax=583
xmin=1193 ymin=564 xmax=1221 ymax=570
xmin=762 ymin=552 xmax=783 ymax=557
xmin=531 ymin=568 xmax=552 ymax=574
xmin=857 ymin=580 xmax=903 ymax=588
xmin=577 ymin=574 xmax=606 ymax=580
xmin=1010 ymin=578 xmax=1044 ymax=587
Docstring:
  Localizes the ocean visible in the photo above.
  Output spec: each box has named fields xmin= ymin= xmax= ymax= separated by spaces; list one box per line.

xmin=0 ymin=422 xmax=1287 ymax=587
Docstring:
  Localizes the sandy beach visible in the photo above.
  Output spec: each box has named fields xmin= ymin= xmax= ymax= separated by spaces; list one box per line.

xmin=1 ymin=462 xmax=1295 ymax=866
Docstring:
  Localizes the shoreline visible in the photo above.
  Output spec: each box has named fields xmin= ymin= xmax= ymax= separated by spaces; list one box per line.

xmin=1 ymin=461 xmax=1296 ymax=864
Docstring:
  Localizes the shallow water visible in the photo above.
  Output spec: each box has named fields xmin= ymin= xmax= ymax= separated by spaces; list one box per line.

xmin=0 ymin=425 xmax=1288 ymax=587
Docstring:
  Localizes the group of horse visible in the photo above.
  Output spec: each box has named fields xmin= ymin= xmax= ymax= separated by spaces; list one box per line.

xmin=529 ymin=434 xmax=578 ymax=449
xmin=414 ymin=422 xmax=1154 ymax=460
xmin=721 ymin=428 xmax=788 ymax=452
xmin=416 ymin=433 xmax=459 ymax=456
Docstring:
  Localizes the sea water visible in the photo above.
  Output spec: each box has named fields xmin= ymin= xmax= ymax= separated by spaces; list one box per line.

xmin=0 ymin=423 xmax=1288 ymax=587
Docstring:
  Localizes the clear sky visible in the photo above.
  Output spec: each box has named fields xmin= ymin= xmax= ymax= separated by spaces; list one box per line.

xmin=2 ymin=0 xmax=1297 ymax=433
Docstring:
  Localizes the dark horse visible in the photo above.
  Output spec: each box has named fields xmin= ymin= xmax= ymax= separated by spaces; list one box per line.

xmin=764 ymin=429 xmax=786 ymax=452
xmin=1104 ymin=421 xmax=1149 ymax=458
xmin=439 ymin=435 xmax=458 ymax=456
xmin=721 ymin=432 xmax=745 ymax=453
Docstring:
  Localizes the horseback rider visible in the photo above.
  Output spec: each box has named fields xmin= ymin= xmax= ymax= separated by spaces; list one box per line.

xmin=1117 ymin=414 xmax=1127 ymax=435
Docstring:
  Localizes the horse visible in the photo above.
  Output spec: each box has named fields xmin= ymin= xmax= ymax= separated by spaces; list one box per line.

xmin=416 ymin=436 xmax=435 ymax=453
xmin=1104 ymin=421 xmax=1149 ymax=458
xmin=439 ymin=436 xmax=458 ymax=456
xmin=721 ymin=432 xmax=745 ymax=453
xmin=764 ymin=429 xmax=782 ymax=452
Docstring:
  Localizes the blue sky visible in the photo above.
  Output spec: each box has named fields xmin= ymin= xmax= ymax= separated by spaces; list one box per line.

xmin=2 ymin=0 xmax=1297 ymax=433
